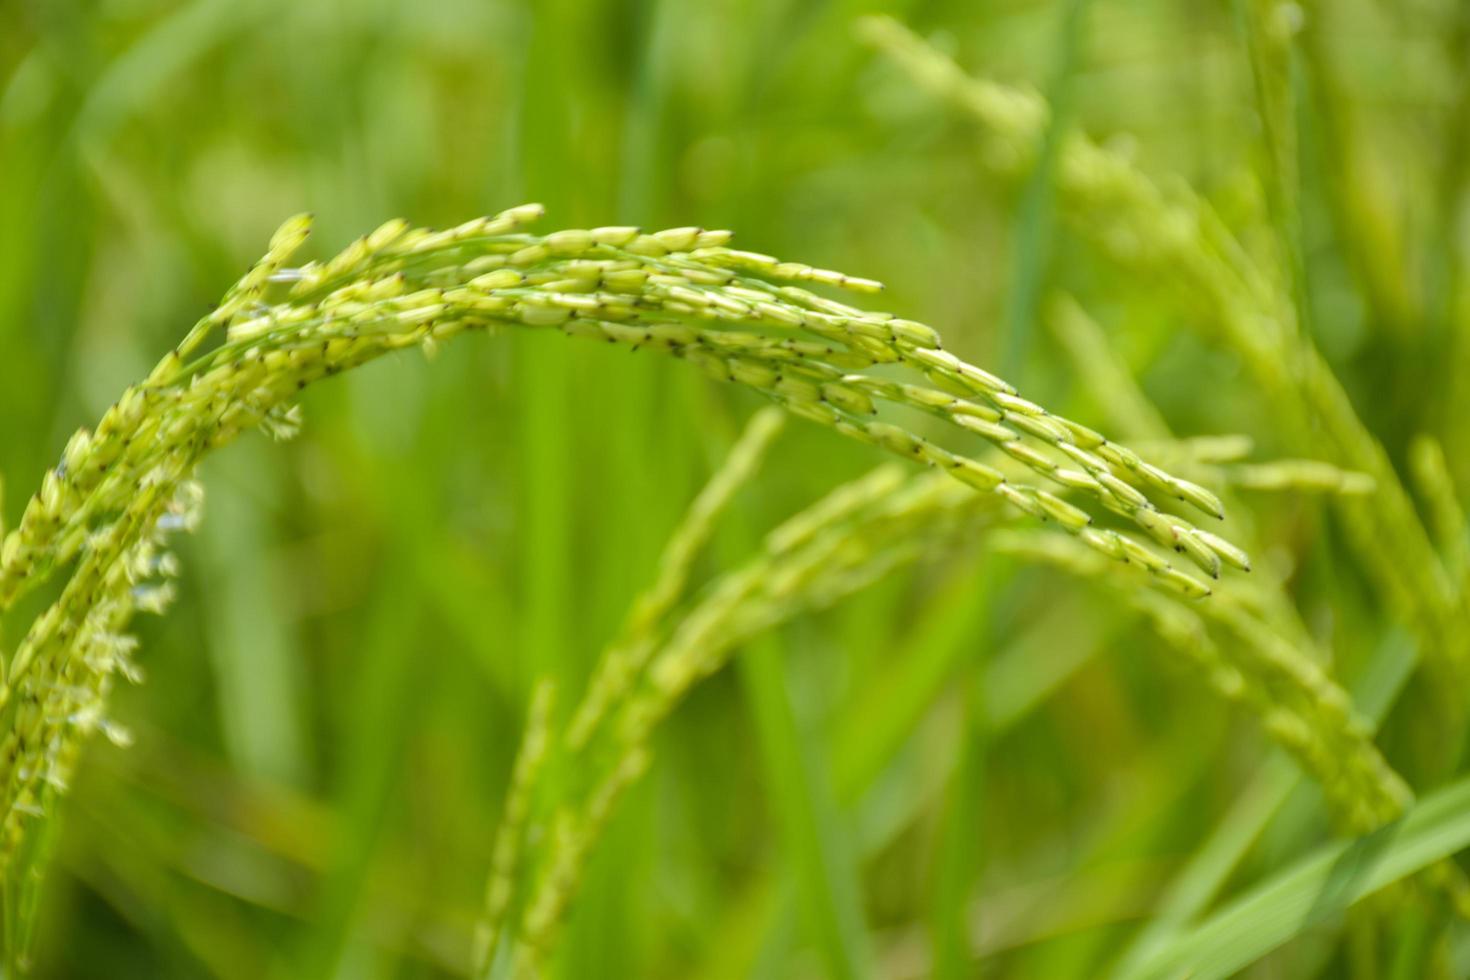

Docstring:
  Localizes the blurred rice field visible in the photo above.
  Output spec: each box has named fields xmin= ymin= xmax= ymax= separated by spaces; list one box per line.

xmin=4 ymin=0 xmax=1470 ymax=976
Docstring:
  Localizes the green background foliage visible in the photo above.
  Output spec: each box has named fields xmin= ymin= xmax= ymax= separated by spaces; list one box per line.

xmin=3 ymin=0 xmax=1469 ymax=976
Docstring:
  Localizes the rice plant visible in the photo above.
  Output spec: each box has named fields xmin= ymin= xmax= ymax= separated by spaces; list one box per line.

xmin=4 ymin=1 xmax=1470 ymax=977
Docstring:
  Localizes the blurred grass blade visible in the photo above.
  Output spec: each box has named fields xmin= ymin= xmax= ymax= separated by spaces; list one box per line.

xmin=928 ymin=660 xmax=988 ymax=980
xmin=1002 ymin=0 xmax=1089 ymax=378
xmin=72 ymin=0 xmax=272 ymax=151
xmin=739 ymin=636 xmax=875 ymax=980
xmin=1124 ymin=727 xmax=1468 ymax=980
xmin=199 ymin=445 xmax=308 ymax=787
xmin=1113 ymin=629 xmax=1419 ymax=977
xmin=832 ymin=561 xmax=990 ymax=798
xmin=1111 ymin=756 xmax=1299 ymax=979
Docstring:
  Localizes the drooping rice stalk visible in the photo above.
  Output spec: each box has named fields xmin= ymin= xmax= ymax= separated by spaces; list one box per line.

xmin=0 ymin=206 xmax=1253 ymax=957
xmin=0 ymin=208 xmax=1264 ymax=887
xmin=475 ymin=450 xmax=1412 ymax=975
